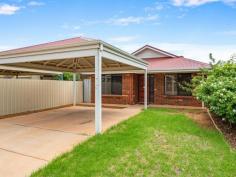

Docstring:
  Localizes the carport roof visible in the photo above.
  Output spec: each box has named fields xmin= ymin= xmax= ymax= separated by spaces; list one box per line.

xmin=0 ymin=37 xmax=148 ymax=72
xmin=0 ymin=37 xmax=92 ymax=56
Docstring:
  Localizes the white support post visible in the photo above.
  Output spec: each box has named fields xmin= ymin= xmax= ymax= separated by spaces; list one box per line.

xmin=95 ymin=44 xmax=103 ymax=134
xmin=73 ymin=73 xmax=77 ymax=106
xmin=144 ymin=69 xmax=148 ymax=109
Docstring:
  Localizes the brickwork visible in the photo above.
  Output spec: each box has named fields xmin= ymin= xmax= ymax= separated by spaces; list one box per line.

xmin=90 ymin=74 xmax=137 ymax=105
xmin=153 ymin=73 xmax=202 ymax=107
xmin=89 ymin=73 xmax=201 ymax=107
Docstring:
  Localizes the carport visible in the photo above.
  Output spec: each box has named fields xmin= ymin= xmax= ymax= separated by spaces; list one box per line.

xmin=0 ymin=37 xmax=148 ymax=134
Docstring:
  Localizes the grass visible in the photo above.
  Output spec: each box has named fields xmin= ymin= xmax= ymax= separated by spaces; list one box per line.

xmin=31 ymin=108 xmax=236 ymax=177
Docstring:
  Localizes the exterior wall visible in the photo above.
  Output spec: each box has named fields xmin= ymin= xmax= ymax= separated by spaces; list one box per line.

xmin=90 ymin=73 xmax=201 ymax=107
xmin=90 ymin=73 xmax=138 ymax=105
xmin=153 ymin=73 xmax=201 ymax=107
xmin=0 ymin=79 xmax=83 ymax=117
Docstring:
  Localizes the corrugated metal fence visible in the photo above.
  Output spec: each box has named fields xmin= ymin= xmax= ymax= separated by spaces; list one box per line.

xmin=0 ymin=79 xmax=83 ymax=116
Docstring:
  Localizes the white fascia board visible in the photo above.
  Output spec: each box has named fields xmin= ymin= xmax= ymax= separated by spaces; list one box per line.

xmin=82 ymin=69 xmax=205 ymax=75
xmin=81 ymin=70 xmax=145 ymax=75
xmin=0 ymin=49 xmax=98 ymax=65
xmin=148 ymin=69 xmax=202 ymax=73
xmin=0 ymin=65 xmax=62 ymax=75
xmin=102 ymin=50 xmax=147 ymax=70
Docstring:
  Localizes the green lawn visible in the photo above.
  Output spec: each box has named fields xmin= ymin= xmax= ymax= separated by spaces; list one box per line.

xmin=31 ymin=108 xmax=236 ymax=177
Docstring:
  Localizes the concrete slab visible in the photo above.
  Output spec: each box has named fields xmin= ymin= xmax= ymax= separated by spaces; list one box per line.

xmin=0 ymin=149 xmax=46 ymax=177
xmin=0 ymin=105 xmax=142 ymax=177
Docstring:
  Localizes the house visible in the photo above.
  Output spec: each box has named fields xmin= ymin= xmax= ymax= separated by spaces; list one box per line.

xmin=89 ymin=45 xmax=210 ymax=107
xmin=0 ymin=37 xmax=210 ymax=108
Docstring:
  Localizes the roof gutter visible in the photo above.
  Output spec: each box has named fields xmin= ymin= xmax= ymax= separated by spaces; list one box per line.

xmin=148 ymin=68 xmax=209 ymax=73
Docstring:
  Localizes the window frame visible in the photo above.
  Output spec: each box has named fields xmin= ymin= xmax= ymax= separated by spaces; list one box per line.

xmin=102 ymin=74 xmax=122 ymax=95
xmin=164 ymin=75 xmax=177 ymax=96
xmin=164 ymin=73 xmax=192 ymax=96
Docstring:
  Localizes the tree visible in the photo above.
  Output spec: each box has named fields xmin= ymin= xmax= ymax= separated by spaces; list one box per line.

xmin=53 ymin=72 xmax=80 ymax=81
xmin=192 ymin=58 xmax=236 ymax=123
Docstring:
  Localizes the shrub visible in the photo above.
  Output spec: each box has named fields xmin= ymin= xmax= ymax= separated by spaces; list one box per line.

xmin=193 ymin=60 xmax=236 ymax=123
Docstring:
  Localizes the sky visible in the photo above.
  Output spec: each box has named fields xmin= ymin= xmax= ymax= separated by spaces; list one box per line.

xmin=0 ymin=0 xmax=236 ymax=63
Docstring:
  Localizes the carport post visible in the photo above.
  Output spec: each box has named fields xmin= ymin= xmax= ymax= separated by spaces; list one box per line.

xmin=144 ymin=69 xmax=148 ymax=109
xmin=73 ymin=73 xmax=77 ymax=106
xmin=95 ymin=44 xmax=103 ymax=134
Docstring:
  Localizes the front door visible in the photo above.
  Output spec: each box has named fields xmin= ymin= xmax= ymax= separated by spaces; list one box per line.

xmin=149 ymin=75 xmax=155 ymax=104
xmin=138 ymin=74 xmax=155 ymax=104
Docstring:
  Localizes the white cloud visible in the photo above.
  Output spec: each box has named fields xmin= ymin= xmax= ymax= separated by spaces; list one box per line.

xmin=115 ymin=42 xmax=236 ymax=63
xmin=27 ymin=1 xmax=45 ymax=6
xmin=108 ymin=15 xmax=158 ymax=26
xmin=145 ymin=2 xmax=164 ymax=12
xmin=172 ymin=0 xmax=236 ymax=6
xmin=0 ymin=4 xmax=21 ymax=15
xmin=109 ymin=36 xmax=137 ymax=43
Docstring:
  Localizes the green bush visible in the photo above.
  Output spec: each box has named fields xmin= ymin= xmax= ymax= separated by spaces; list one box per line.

xmin=193 ymin=60 xmax=236 ymax=123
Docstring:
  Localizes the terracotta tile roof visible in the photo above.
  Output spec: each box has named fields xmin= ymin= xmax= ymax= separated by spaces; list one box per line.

xmin=145 ymin=57 xmax=210 ymax=71
xmin=0 ymin=37 xmax=94 ymax=55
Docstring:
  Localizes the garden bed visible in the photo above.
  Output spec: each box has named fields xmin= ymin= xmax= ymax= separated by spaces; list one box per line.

xmin=212 ymin=114 xmax=236 ymax=149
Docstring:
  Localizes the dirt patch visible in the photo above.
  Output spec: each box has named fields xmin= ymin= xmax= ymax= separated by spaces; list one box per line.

xmin=177 ymin=108 xmax=236 ymax=149
xmin=211 ymin=114 xmax=236 ymax=149
xmin=184 ymin=110 xmax=214 ymax=129
xmin=170 ymin=109 xmax=214 ymax=129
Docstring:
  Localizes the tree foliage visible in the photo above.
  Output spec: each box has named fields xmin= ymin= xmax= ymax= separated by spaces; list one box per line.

xmin=192 ymin=56 xmax=236 ymax=123
xmin=54 ymin=72 xmax=80 ymax=81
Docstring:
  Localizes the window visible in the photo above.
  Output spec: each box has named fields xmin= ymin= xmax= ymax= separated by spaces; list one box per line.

xmin=165 ymin=75 xmax=177 ymax=95
xmin=165 ymin=74 xmax=192 ymax=96
xmin=102 ymin=74 xmax=122 ymax=95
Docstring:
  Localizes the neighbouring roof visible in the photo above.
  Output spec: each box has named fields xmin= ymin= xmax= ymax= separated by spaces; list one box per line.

xmin=0 ymin=37 xmax=94 ymax=56
xmin=145 ymin=57 xmax=210 ymax=72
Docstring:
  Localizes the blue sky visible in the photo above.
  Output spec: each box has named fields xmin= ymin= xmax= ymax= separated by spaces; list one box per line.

xmin=0 ymin=0 xmax=236 ymax=62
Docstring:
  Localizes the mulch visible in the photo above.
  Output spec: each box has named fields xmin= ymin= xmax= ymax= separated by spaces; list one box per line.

xmin=211 ymin=114 xmax=236 ymax=149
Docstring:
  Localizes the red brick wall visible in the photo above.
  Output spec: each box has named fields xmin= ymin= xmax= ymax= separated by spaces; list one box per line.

xmin=89 ymin=73 xmax=201 ymax=107
xmin=90 ymin=74 xmax=137 ymax=105
xmin=153 ymin=73 xmax=201 ymax=107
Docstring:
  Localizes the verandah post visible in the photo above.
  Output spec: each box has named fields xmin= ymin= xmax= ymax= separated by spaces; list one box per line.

xmin=95 ymin=44 xmax=103 ymax=134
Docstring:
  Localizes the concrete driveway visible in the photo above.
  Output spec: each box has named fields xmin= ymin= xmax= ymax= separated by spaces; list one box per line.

xmin=0 ymin=105 xmax=142 ymax=177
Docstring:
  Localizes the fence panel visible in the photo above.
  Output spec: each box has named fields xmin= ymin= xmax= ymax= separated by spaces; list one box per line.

xmin=0 ymin=79 xmax=83 ymax=116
